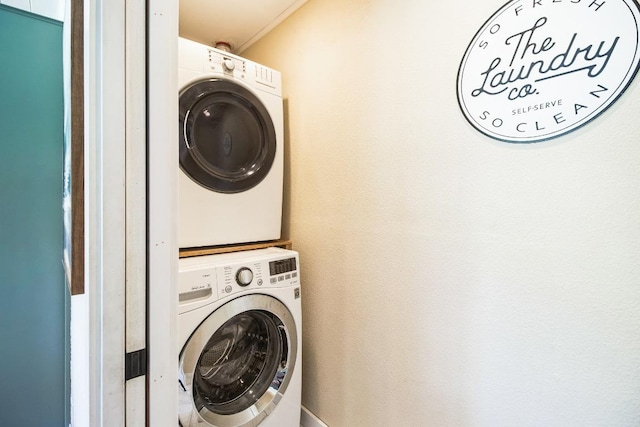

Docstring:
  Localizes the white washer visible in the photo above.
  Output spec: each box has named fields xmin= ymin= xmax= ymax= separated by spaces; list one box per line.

xmin=178 ymin=247 xmax=302 ymax=427
xmin=178 ymin=37 xmax=284 ymax=248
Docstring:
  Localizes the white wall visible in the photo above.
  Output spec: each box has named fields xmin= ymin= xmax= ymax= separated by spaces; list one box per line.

xmin=244 ymin=0 xmax=640 ymax=426
xmin=0 ymin=0 xmax=64 ymax=20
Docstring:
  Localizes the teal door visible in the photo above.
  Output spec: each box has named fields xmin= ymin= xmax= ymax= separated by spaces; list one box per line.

xmin=0 ymin=6 xmax=67 ymax=426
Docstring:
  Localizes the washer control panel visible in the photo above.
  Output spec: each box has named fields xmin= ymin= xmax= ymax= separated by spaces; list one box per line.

xmin=178 ymin=249 xmax=299 ymax=312
xmin=178 ymin=267 xmax=216 ymax=303
xmin=235 ymin=267 xmax=254 ymax=286
xmin=216 ymin=256 xmax=298 ymax=299
xmin=268 ymin=256 xmax=298 ymax=284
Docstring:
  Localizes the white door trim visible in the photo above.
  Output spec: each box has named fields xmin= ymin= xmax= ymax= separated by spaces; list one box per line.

xmin=124 ymin=0 xmax=147 ymax=424
xmin=85 ymin=0 xmax=127 ymax=425
xmin=147 ymin=0 xmax=179 ymax=425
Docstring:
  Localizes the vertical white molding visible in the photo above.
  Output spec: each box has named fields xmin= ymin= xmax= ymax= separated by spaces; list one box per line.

xmin=98 ymin=0 xmax=127 ymax=423
xmin=70 ymin=294 xmax=90 ymax=426
xmin=147 ymin=0 xmax=178 ymax=425
xmin=84 ymin=0 xmax=100 ymax=422
xmin=70 ymin=0 xmax=97 ymax=423
xmin=124 ymin=0 xmax=147 ymax=424
xmin=82 ymin=0 xmax=127 ymax=425
xmin=98 ymin=0 xmax=126 ymax=420
xmin=64 ymin=1 xmax=88 ymax=425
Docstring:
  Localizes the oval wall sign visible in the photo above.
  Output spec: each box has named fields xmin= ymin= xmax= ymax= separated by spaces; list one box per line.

xmin=457 ymin=0 xmax=640 ymax=143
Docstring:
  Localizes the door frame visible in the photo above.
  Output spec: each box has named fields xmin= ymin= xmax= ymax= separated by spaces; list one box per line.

xmin=70 ymin=0 xmax=178 ymax=425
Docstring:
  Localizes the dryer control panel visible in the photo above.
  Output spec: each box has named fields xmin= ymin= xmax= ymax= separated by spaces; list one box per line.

xmin=208 ymin=48 xmax=246 ymax=79
xmin=204 ymin=44 xmax=282 ymax=95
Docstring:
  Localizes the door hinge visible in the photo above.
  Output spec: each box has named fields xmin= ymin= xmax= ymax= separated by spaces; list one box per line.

xmin=125 ymin=348 xmax=147 ymax=381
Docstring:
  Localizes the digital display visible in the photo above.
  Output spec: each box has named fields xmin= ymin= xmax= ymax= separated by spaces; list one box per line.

xmin=269 ymin=257 xmax=297 ymax=276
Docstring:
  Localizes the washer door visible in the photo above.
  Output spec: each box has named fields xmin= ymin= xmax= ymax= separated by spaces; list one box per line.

xmin=179 ymin=294 xmax=297 ymax=427
xmin=179 ymin=78 xmax=276 ymax=194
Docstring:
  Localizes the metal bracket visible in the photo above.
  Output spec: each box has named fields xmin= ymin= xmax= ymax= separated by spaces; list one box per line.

xmin=125 ymin=348 xmax=147 ymax=381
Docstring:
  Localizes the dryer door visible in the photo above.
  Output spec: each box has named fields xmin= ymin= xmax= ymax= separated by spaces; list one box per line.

xmin=179 ymin=78 xmax=277 ymax=194
xmin=179 ymin=294 xmax=298 ymax=427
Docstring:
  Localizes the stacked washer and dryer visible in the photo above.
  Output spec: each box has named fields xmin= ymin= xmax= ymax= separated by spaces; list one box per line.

xmin=177 ymin=37 xmax=302 ymax=427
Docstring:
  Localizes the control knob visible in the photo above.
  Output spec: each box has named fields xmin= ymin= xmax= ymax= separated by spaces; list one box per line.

xmin=235 ymin=267 xmax=253 ymax=287
xmin=222 ymin=59 xmax=235 ymax=71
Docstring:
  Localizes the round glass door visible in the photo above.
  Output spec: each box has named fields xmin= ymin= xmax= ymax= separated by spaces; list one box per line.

xmin=179 ymin=78 xmax=276 ymax=193
xmin=179 ymin=295 xmax=297 ymax=427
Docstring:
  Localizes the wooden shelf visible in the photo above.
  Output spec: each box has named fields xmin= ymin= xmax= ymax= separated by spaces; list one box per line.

xmin=179 ymin=239 xmax=292 ymax=258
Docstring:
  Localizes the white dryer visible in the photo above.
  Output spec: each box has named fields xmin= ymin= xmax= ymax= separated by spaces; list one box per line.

xmin=178 ymin=37 xmax=284 ymax=248
xmin=178 ymin=247 xmax=302 ymax=427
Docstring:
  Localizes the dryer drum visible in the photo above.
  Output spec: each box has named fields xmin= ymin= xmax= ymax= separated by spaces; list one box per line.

xmin=179 ymin=78 xmax=277 ymax=194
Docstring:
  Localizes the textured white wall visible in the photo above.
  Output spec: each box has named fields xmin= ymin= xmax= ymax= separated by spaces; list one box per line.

xmin=245 ymin=0 xmax=640 ymax=426
xmin=0 ymin=0 xmax=64 ymax=21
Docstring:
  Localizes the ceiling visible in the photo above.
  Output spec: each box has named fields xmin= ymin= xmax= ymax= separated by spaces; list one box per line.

xmin=179 ymin=0 xmax=309 ymax=54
